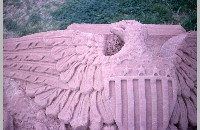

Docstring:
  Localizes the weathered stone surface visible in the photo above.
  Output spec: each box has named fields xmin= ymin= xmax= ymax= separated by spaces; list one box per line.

xmin=3 ymin=20 xmax=196 ymax=130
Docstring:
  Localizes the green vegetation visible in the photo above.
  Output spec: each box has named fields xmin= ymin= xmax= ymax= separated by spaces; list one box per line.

xmin=3 ymin=0 xmax=21 ymax=8
xmin=28 ymin=13 xmax=42 ymax=25
xmin=3 ymin=0 xmax=62 ymax=38
xmin=4 ymin=18 xmax=19 ymax=31
xmin=52 ymin=0 xmax=196 ymax=30
xmin=3 ymin=0 xmax=196 ymax=38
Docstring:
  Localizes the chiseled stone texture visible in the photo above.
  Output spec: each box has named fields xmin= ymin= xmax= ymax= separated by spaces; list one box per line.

xmin=3 ymin=20 xmax=196 ymax=130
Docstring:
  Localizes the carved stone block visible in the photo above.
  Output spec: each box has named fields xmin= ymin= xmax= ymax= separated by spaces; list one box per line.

xmin=3 ymin=20 xmax=197 ymax=130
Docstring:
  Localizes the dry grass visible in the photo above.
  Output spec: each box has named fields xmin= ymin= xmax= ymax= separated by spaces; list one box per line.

xmin=3 ymin=0 xmax=63 ymax=38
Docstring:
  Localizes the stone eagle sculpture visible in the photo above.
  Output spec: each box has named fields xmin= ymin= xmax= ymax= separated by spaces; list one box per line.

xmin=3 ymin=20 xmax=196 ymax=130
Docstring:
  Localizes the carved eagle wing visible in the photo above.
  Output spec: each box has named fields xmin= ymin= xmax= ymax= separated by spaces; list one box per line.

xmin=3 ymin=30 xmax=115 ymax=130
xmin=159 ymin=32 xmax=197 ymax=130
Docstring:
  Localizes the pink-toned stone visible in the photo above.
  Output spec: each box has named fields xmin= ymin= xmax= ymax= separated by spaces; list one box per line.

xmin=3 ymin=20 xmax=196 ymax=130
